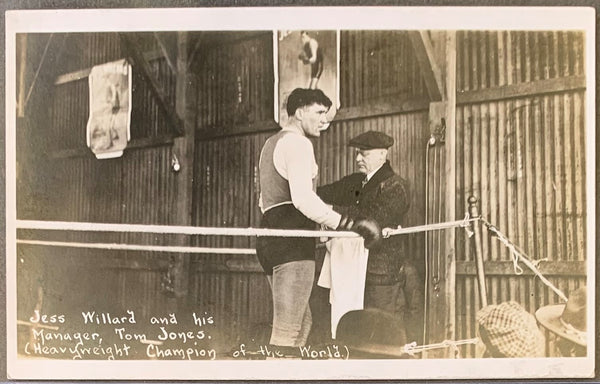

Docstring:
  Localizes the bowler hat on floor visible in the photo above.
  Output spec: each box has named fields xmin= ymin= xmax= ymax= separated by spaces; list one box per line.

xmin=335 ymin=309 xmax=409 ymax=359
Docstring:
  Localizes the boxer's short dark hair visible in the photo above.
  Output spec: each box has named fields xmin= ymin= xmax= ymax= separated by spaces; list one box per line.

xmin=286 ymin=88 xmax=332 ymax=117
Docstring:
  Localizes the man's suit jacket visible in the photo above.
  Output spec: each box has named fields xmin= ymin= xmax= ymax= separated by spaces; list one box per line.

xmin=317 ymin=161 xmax=411 ymax=285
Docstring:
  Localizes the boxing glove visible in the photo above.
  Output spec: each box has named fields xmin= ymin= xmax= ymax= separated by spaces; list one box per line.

xmin=298 ymin=53 xmax=311 ymax=64
xmin=337 ymin=215 xmax=382 ymax=249
xmin=351 ymin=217 xmax=382 ymax=249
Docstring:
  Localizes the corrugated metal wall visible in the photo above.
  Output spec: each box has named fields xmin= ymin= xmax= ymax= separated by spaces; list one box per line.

xmin=20 ymin=33 xmax=179 ymax=320
xmin=457 ymin=31 xmax=584 ymax=91
xmin=21 ymin=30 xmax=588 ymax=356
xmin=196 ymin=32 xmax=273 ymax=134
xmin=191 ymin=30 xmax=429 ymax=347
xmin=450 ymin=31 xmax=587 ymax=357
xmin=191 ymin=133 xmax=272 ymax=346
xmin=190 ymin=33 xmax=275 ymax=344
xmin=315 ymin=113 xmax=429 ymax=254
xmin=341 ymin=30 xmax=428 ymax=106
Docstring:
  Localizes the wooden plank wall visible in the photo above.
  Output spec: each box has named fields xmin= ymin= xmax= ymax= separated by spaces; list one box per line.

xmin=450 ymin=31 xmax=586 ymax=357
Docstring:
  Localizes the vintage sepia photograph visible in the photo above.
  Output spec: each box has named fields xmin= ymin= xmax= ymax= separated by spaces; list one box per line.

xmin=4 ymin=5 xmax=595 ymax=380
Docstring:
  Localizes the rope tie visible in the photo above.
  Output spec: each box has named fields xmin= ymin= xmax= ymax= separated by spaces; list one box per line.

xmin=402 ymin=337 xmax=478 ymax=357
xmin=462 ymin=212 xmax=477 ymax=238
xmin=532 ymin=257 xmax=548 ymax=269
xmin=382 ymin=217 xmax=480 ymax=238
xmin=481 ymin=218 xmax=568 ymax=302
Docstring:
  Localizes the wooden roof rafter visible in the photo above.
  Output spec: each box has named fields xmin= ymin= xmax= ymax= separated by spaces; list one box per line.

xmin=152 ymin=32 xmax=178 ymax=75
xmin=408 ymin=31 xmax=444 ymax=102
xmin=119 ymin=32 xmax=184 ymax=136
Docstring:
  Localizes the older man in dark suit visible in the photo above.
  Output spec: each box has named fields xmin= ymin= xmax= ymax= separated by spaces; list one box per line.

xmin=317 ymin=130 xmax=423 ymax=344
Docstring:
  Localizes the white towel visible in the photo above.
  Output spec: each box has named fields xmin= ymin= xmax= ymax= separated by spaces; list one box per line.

xmin=317 ymin=237 xmax=369 ymax=339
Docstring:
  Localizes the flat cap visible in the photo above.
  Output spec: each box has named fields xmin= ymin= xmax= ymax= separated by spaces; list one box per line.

xmin=348 ymin=131 xmax=394 ymax=149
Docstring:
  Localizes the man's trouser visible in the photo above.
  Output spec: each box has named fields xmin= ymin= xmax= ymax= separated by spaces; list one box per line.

xmin=364 ymin=261 xmax=424 ymax=344
xmin=267 ymin=260 xmax=315 ymax=347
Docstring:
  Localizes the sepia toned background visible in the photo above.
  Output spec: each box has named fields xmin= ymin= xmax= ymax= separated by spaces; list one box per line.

xmin=15 ymin=29 xmax=587 ymax=359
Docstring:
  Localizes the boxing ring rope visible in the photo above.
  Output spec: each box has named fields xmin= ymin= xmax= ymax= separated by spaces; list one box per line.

xmin=403 ymin=337 xmax=479 ymax=357
xmin=16 ymin=212 xmax=571 ymax=359
xmin=16 ymin=218 xmax=478 ymax=239
xmin=15 ymin=217 xmax=478 ymax=256
xmin=16 ymin=215 xmax=567 ymax=301
xmin=16 ymin=239 xmax=258 ymax=255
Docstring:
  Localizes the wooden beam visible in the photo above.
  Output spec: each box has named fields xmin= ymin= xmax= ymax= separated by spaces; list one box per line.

xmin=50 ymin=134 xmax=176 ymax=159
xmin=23 ymin=33 xmax=54 ymax=111
xmin=54 ymin=68 xmax=91 ymax=85
xmin=408 ymin=31 xmax=444 ymax=101
xmin=53 ymin=49 xmax=168 ymax=85
xmin=455 ymin=260 xmax=586 ymax=277
xmin=422 ymin=33 xmax=455 ymax=357
xmin=197 ymin=119 xmax=280 ymax=140
xmin=153 ymin=32 xmax=178 ymax=74
xmin=334 ymin=96 xmax=430 ymax=121
xmin=442 ymin=30 xmax=457 ymax=354
xmin=119 ymin=33 xmax=184 ymax=136
xmin=193 ymin=257 xmax=263 ymax=273
xmin=195 ymin=96 xmax=430 ymax=140
xmin=168 ymin=31 xmax=197 ymax=305
xmin=425 ymin=31 xmax=457 ymax=358
xmin=187 ymin=33 xmax=207 ymax=71
xmin=457 ymin=75 xmax=586 ymax=104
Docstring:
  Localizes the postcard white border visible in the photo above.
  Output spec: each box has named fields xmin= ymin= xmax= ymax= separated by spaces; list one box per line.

xmin=5 ymin=6 xmax=596 ymax=380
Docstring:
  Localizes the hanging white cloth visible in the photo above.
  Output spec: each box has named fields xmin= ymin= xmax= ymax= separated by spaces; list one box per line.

xmin=317 ymin=237 xmax=369 ymax=339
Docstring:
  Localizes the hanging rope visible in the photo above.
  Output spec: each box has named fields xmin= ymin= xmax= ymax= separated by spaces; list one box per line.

xmin=481 ymin=218 xmax=568 ymax=302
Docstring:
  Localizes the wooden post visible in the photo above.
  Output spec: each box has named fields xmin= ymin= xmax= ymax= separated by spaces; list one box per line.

xmin=420 ymin=31 xmax=457 ymax=358
xmin=169 ymin=32 xmax=197 ymax=310
xmin=442 ymin=30 xmax=457 ymax=353
xmin=468 ymin=196 xmax=488 ymax=307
